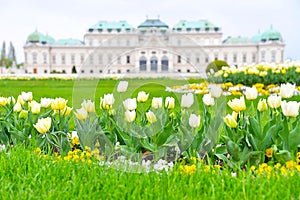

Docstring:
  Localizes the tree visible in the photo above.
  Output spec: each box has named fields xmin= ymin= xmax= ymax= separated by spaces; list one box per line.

xmin=8 ymin=41 xmax=17 ymax=64
xmin=1 ymin=41 xmax=6 ymax=66
xmin=206 ymin=60 xmax=229 ymax=74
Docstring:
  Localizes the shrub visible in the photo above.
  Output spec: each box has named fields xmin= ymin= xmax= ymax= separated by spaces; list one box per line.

xmin=206 ymin=60 xmax=229 ymax=74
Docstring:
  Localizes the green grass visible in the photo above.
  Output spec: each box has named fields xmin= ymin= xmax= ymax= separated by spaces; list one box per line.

xmin=0 ymin=146 xmax=299 ymax=199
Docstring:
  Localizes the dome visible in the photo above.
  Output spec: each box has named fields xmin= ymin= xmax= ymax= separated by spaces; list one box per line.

xmin=251 ymin=32 xmax=262 ymax=42
xmin=27 ymin=31 xmax=45 ymax=43
xmin=138 ymin=19 xmax=169 ymax=29
xmin=261 ymin=26 xmax=282 ymax=42
xmin=27 ymin=31 xmax=55 ymax=44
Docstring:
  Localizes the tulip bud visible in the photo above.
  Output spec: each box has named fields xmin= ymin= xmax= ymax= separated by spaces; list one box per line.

xmin=13 ymin=102 xmax=22 ymax=112
xmin=257 ymin=99 xmax=268 ymax=112
xmin=202 ymin=94 xmax=215 ymax=106
xmin=19 ymin=110 xmax=28 ymax=119
xmin=17 ymin=95 xmax=25 ymax=105
xmin=117 ymin=81 xmax=128 ymax=93
xmin=224 ymin=113 xmax=238 ymax=128
xmin=62 ymin=106 xmax=73 ymax=116
xmin=146 ymin=111 xmax=157 ymax=124
xmin=181 ymin=93 xmax=194 ymax=108
xmin=123 ymin=98 xmax=137 ymax=111
xmin=165 ymin=97 xmax=175 ymax=109
xmin=33 ymin=117 xmax=52 ymax=134
xmin=189 ymin=114 xmax=200 ymax=128
xmin=151 ymin=97 xmax=163 ymax=109
xmin=74 ymin=108 xmax=88 ymax=120
xmin=125 ymin=110 xmax=136 ymax=123
xmin=137 ymin=91 xmax=149 ymax=103
xmin=245 ymin=87 xmax=258 ymax=100
xmin=7 ymin=96 xmax=16 ymax=105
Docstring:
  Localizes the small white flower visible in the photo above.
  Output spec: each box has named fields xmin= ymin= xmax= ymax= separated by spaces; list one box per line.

xmin=280 ymin=83 xmax=295 ymax=98
xmin=208 ymin=84 xmax=222 ymax=98
xmin=151 ymin=97 xmax=163 ymax=109
xmin=21 ymin=91 xmax=33 ymax=102
xmin=40 ymin=98 xmax=52 ymax=108
xmin=189 ymin=114 xmax=201 ymax=128
xmin=0 ymin=144 xmax=6 ymax=152
xmin=245 ymin=87 xmax=258 ymax=100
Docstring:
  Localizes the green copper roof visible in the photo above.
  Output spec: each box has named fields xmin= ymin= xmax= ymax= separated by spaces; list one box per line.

xmin=89 ymin=21 xmax=133 ymax=32
xmin=27 ymin=31 xmax=55 ymax=44
xmin=251 ymin=32 xmax=262 ymax=42
xmin=223 ymin=36 xmax=251 ymax=44
xmin=138 ymin=19 xmax=169 ymax=28
xmin=261 ymin=26 xmax=282 ymax=41
xmin=55 ymin=39 xmax=83 ymax=45
xmin=173 ymin=20 xmax=219 ymax=31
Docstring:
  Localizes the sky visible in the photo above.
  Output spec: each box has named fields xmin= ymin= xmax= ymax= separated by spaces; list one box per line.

xmin=1 ymin=0 xmax=299 ymax=63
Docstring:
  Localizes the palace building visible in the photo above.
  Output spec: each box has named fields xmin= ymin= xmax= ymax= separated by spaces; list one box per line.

xmin=23 ymin=18 xmax=284 ymax=75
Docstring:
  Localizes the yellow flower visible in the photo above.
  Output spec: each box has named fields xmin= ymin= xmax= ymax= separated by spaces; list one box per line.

xmin=286 ymin=160 xmax=296 ymax=169
xmin=19 ymin=110 xmax=28 ymax=119
xmin=17 ymin=95 xmax=25 ymax=105
xmin=265 ymin=148 xmax=273 ymax=158
xmin=165 ymin=97 xmax=175 ymax=109
xmin=257 ymin=99 xmax=268 ymax=112
xmin=51 ymin=97 xmax=68 ymax=111
xmin=0 ymin=97 xmax=8 ymax=106
xmin=224 ymin=113 xmax=238 ymax=128
xmin=227 ymin=96 xmax=246 ymax=112
xmin=62 ymin=106 xmax=73 ymax=116
xmin=33 ymin=117 xmax=52 ymax=134
xmin=146 ymin=110 xmax=157 ymax=124
xmin=137 ymin=91 xmax=149 ymax=103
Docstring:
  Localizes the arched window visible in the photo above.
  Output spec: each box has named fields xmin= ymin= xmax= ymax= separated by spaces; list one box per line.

xmin=139 ymin=56 xmax=147 ymax=71
xmin=150 ymin=57 xmax=158 ymax=72
xmin=161 ymin=56 xmax=169 ymax=71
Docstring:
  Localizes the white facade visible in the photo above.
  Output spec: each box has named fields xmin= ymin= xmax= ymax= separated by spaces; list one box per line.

xmin=24 ymin=19 xmax=285 ymax=75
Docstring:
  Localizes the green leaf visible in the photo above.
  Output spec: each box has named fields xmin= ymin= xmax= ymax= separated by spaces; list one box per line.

xmin=288 ymin=120 xmax=300 ymax=153
xmin=249 ymin=116 xmax=262 ymax=139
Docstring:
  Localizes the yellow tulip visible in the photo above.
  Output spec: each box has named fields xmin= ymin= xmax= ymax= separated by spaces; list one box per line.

xmin=146 ymin=111 xmax=157 ymax=124
xmin=137 ymin=91 xmax=149 ymax=103
xmin=29 ymin=101 xmax=41 ymax=114
xmin=51 ymin=97 xmax=68 ymax=111
xmin=0 ymin=97 xmax=8 ymax=106
xmin=227 ymin=96 xmax=246 ymax=112
xmin=224 ymin=113 xmax=238 ymax=128
xmin=257 ymin=99 xmax=268 ymax=112
xmin=13 ymin=102 xmax=22 ymax=112
xmin=33 ymin=117 xmax=52 ymax=134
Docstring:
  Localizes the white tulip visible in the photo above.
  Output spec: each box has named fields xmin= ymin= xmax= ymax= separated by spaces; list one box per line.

xmin=29 ymin=100 xmax=41 ymax=114
xmin=280 ymin=83 xmax=295 ymax=98
xmin=125 ymin=110 xmax=136 ymax=123
xmin=281 ymin=100 xmax=299 ymax=117
xmin=74 ymin=107 xmax=88 ymax=120
xmin=208 ymin=84 xmax=222 ymax=98
xmin=102 ymin=94 xmax=115 ymax=109
xmin=189 ymin=114 xmax=200 ymax=128
xmin=123 ymin=98 xmax=137 ymax=111
xmin=152 ymin=97 xmax=163 ymax=109
xmin=81 ymin=99 xmax=95 ymax=112
xmin=202 ymin=94 xmax=215 ymax=106
xmin=117 ymin=81 xmax=128 ymax=93
xmin=267 ymin=95 xmax=281 ymax=109
xmin=40 ymin=98 xmax=52 ymax=108
xmin=13 ymin=102 xmax=22 ymax=112
xmin=137 ymin=91 xmax=149 ymax=102
xmin=181 ymin=93 xmax=194 ymax=108
xmin=21 ymin=91 xmax=33 ymax=102
xmin=245 ymin=87 xmax=258 ymax=100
